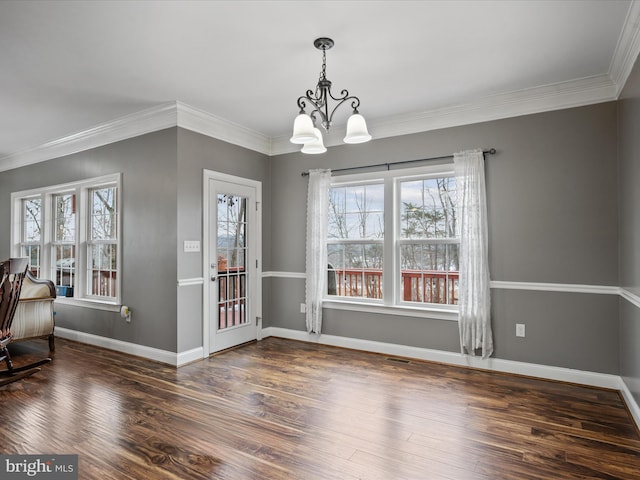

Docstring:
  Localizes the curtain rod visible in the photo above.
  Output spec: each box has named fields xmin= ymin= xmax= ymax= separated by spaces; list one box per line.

xmin=301 ymin=148 xmax=497 ymax=177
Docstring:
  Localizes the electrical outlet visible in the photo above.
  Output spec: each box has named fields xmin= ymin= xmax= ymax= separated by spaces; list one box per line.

xmin=516 ymin=323 xmax=525 ymax=337
xmin=300 ymin=303 xmax=306 ymax=314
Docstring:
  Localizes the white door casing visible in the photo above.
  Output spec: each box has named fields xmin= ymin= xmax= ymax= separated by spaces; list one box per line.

xmin=203 ymin=170 xmax=262 ymax=355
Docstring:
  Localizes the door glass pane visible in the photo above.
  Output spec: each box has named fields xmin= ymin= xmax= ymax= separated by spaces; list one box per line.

xmin=217 ymin=194 xmax=248 ymax=330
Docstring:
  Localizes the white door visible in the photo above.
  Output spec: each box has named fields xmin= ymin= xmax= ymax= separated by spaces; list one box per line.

xmin=205 ymin=173 xmax=261 ymax=354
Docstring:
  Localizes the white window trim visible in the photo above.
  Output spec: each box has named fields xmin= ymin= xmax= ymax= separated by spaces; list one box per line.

xmin=11 ymin=173 xmax=122 ymax=311
xmin=324 ymin=164 xmax=459 ymax=320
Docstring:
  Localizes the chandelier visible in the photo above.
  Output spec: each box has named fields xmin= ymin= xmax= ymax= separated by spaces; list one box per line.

xmin=290 ymin=37 xmax=372 ymax=154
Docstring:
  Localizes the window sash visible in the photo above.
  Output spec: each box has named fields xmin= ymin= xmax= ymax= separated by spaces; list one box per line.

xmin=87 ymin=242 xmax=118 ymax=299
xmin=87 ymin=184 xmax=118 ymax=300
xmin=325 ymin=166 xmax=459 ymax=311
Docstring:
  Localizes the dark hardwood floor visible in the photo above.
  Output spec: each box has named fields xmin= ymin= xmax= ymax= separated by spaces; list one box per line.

xmin=1 ymin=337 xmax=639 ymax=479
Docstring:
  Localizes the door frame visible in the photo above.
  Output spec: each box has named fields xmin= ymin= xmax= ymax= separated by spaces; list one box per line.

xmin=202 ymin=169 xmax=262 ymax=357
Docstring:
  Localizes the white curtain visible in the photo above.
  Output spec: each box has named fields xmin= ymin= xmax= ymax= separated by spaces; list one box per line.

xmin=305 ymin=169 xmax=332 ymax=334
xmin=454 ymin=149 xmax=493 ymax=358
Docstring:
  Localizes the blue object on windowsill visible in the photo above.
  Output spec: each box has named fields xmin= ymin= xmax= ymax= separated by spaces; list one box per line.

xmin=56 ymin=286 xmax=74 ymax=297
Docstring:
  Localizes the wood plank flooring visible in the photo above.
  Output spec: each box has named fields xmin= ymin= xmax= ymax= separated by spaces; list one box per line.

xmin=1 ymin=337 xmax=639 ymax=479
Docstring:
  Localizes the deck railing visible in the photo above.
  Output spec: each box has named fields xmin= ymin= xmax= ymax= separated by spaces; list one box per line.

xmin=329 ymin=268 xmax=459 ymax=305
xmin=218 ymin=266 xmax=246 ymax=328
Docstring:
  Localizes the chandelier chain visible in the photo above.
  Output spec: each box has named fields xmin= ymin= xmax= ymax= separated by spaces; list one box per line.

xmin=321 ymin=48 xmax=327 ymax=80
xmin=315 ymin=48 xmax=328 ymax=101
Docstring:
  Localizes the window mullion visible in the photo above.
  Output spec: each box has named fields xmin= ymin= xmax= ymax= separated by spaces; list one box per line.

xmin=383 ymin=177 xmax=394 ymax=306
xmin=79 ymin=185 xmax=88 ymax=299
xmin=42 ymin=193 xmax=53 ymax=281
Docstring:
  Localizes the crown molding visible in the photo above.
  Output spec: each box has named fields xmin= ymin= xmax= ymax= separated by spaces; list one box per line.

xmin=610 ymin=0 xmax=640 ymax=96
xmin=176 ymin=102 xmax=271 ymax=155
xmin=0 ymin=102 xmax=178 ymax=172
xmin=2 ymin=1 xmax=640 ymax=170
xmin=0 ymin=101 xmax=272 ymax=172
xmin=272 ymin=73 xmax=619 ymax=155
xmin=0 ymin=72 xmax=624 ymax=170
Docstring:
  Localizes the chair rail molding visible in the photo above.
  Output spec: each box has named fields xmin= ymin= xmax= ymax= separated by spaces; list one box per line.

xmin=177 ymin=277 xmax=205 ymax=287
xmin=620 ymin=288 xmax=640 ymax=310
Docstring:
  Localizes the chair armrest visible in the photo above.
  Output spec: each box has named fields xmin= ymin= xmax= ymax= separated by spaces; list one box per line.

xmin=19 ymin=271 xmax=56 ymax=300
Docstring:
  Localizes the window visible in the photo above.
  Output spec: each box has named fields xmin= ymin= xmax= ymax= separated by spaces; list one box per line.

xmin=11 ymin=174 xmax=122 ymax=309
xmin=326 ymin=165 xmax=458 ymax=313
xmin=398 ymin=176 xmax=458 ymax=305
xmin=328 ymin=182 xmax=384 ymax=299
xmin=88 ymin=186 xmax=118 ymax=299
xmin=52 ymin=193 xmax=76 ymax=291
xmin=20 ymin=197 xmax=42 ymax=277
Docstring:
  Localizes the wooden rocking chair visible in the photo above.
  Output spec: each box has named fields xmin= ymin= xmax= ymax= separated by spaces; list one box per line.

xmin=0 ymin=258 xmax=51 ymax=386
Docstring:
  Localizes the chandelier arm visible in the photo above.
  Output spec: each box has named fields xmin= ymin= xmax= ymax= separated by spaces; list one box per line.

xmin=325 ymin=94 xmax=361 ymax=126
xmin=297 ymin=89 xmax=327 ymax=111
xmin=326 ymin=88 xmax=349 ymax=102
xmin=298 ymin=89 xmax=332 ymax=128
xmin=326 ymin=88 xmax=361 ymax=110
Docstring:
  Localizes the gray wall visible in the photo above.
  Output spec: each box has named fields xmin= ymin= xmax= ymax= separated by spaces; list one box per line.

xmin=268 ymin=102 xmax=620 ymax=374
xmin=175 ymin=128 xmax=270 ymax=352
xmin=619 ymin=56 xmax=640 ymax=403
xmin=0 ymin=129 xmax=179 ymax=352
xmin=0 ymin=94 xmax=626 ymax=377
xmin=0 ymin=126 xmax=271 ymax=355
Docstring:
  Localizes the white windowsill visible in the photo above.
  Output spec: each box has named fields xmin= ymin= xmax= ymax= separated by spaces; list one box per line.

xmin=54 ymin=297 xmax=121 ymax=313
xmin=322 ymin=299 xmax=459 ymax=321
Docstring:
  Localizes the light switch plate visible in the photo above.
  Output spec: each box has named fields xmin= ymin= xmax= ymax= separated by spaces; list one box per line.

xmin=183 ymin=240 xmax=200 ymax=252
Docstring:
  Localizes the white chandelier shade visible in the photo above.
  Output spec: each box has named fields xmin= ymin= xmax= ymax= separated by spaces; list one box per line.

xmin=343 ymin=113 xmax=372 ymax=144
xmin=301 ymin=128 xmax=327 ymax=154
xmin=290 ymin=113 xmax=320 ymax=144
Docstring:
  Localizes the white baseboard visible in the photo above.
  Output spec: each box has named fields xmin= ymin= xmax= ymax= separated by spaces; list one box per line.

xmin=261 ymin=326 xmax=640 ymax=429
xmin=619 ymin=378 xmax=640 ymax=430
xmin=54 ymin=325 xmax=640 ymax=429
xmin=176 ymin=346 xmax=205 ymax=366
xmin=261 ymin=327 xmax=620 ymax=388
xmin=55 ymin=327 xmax=202 ymax=367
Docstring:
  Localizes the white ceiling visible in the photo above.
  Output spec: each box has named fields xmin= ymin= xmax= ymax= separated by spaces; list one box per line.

xmin=1 ymin=0 xmax=639 ymax=166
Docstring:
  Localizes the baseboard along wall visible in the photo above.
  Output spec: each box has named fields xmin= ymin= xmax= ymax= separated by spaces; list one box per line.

xmin=55 ymin=324 xmax=640 ymax=431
